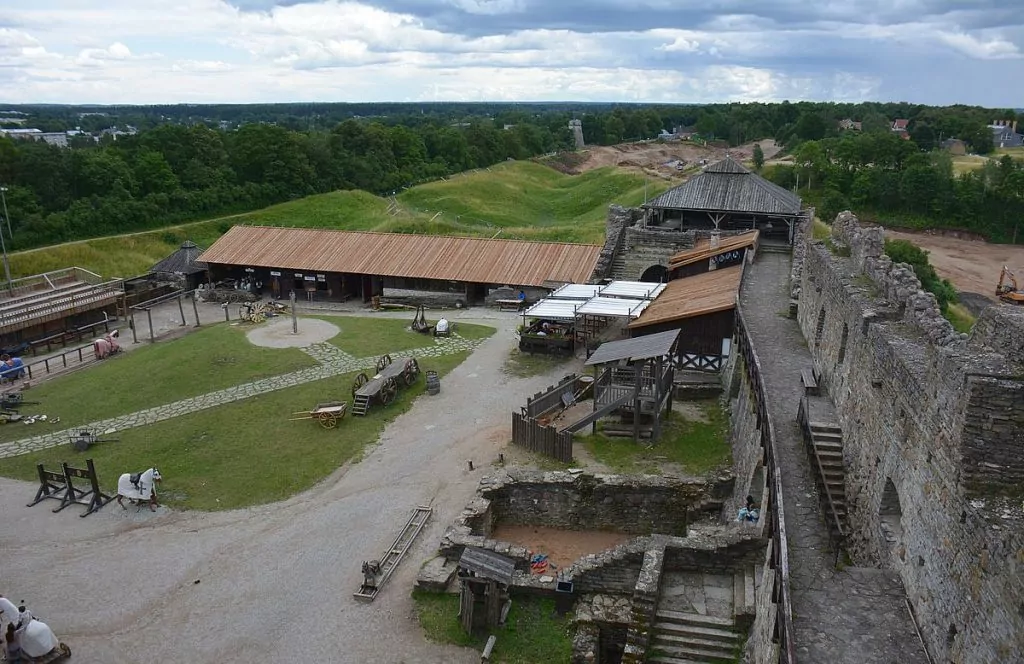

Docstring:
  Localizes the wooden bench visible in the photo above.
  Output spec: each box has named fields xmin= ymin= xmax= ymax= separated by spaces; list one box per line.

xmin=801 ymin=368 xmax=820 ymax=396
xmin=496 ymin=299 xmax=523 ymax=312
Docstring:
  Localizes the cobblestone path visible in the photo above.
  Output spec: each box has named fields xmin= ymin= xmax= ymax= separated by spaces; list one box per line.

xmin=741 ymin=252 xmax=929 ymax=664
xmin=0 ymin=335 xmax=481 ymax=459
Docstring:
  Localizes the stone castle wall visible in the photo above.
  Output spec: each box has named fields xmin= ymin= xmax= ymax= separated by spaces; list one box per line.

xmin=796 ymin=211 xmax=1024 ymax=663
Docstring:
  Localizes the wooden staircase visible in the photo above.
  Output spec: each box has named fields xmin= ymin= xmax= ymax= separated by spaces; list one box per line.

xmin=648 ymin=610 xmax=743 ymax=663
xmin=352 ymin=394 xmax=371 ymax=416
xmin=807 ymin=421 xmax=850 ymax=538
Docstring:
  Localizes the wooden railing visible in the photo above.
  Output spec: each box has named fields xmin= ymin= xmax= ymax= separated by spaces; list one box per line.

xmin=677 ymin=353 xmax=724 ymax=372
xmin=735 ymin=309 xmax=797 ymax=664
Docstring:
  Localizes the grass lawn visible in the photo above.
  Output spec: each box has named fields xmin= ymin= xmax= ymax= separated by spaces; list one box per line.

xmin=0 ymin=323 xmax=316 ymax=444
xmin=0 ymin=351 xmax=474 ymax=510
xmin=12 ymin=161 xmax=658 ymax=280
xmin=503 ymin=348 xmax=575 ymax=378
xmin=945 ymin=302 xmax=976 ymax=334
xmin=320 ymin=316 xmax=494 ymax=358
xmin=577 ymin=400 xmax=731 ymax=475
xmin=412 ymin=590 xmax=573 ymax=664
xmin=951 ymin=154 xmax=989 ymax=174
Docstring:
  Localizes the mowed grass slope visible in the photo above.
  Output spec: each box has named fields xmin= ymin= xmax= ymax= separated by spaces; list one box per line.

xmin=11 ymin=161 xmax=665 ymax=279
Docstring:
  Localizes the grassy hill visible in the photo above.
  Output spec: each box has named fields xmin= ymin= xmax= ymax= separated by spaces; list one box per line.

xmin=11 ymin=161 xmax=667 ymax=279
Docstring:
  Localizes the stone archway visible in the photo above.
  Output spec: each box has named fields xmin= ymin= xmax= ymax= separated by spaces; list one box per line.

xmin=640 ymin=265 xmax=668 ymax=283
xmin=879 ymin=478 xmax=903 ymax=558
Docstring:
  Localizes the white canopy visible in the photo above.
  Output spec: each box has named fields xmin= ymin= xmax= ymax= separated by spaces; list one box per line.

xmin=523 ymin=298 xmax=588 ymax=321
xmin=549 ymin=284 xmax=602 ymax=300
xmin=576 ymin=297 xmax=650 ymax=318
xmin=599 ymin=280 xmax=667 ymax=300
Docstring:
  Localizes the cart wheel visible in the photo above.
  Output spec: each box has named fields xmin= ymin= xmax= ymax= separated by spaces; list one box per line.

xmin=352 ymin=372 xmax=369 ymax=396
xmin=319 ymin=412 xmax=338 ymax=429
xmin=376 ymin=354 xmax=393 ymax=372
xmin=403 ymin=358 xmax=420 ymax=385
xmin=380 ymin=377 xmax=399 ymax=405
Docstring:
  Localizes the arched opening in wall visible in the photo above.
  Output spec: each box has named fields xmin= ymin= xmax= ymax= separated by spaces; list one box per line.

xmin=838 ymin=323 xmax=849 ymax=365
xmin=640 ymin=264 xmax=668 ymax=283
xmin=879 ymin=478 xmax=903 ymax=555
xmin=815 ymin=306 xmax=826 ymax=348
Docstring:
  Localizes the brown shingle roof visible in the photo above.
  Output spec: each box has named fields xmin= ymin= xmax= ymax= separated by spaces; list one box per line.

xmin=667 ymin=230 xmax=759 ymax=270
xmin=199 ymin=226 xmax=601 ymax=288
xmin=628 ymin=266 xmax=743 ymax=329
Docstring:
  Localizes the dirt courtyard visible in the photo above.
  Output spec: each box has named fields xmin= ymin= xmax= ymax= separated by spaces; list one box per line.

xmin=565 ymin=140 xmax=782 ymax=181
xmin=489 ymin=524 xmax=632 ymax=570
xmin=884 ymin=229 xmax=1024 ymax=300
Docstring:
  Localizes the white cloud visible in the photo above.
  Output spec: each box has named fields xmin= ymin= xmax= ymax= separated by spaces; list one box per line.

xmin=0 ymin=0 xmax=1020 ymax=104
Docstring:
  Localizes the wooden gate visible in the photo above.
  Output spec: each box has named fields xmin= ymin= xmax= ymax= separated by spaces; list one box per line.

xmin=511 ymin=412 xmax=573 ymax=462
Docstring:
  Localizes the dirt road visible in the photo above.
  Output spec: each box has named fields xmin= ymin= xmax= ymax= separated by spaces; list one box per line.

xmin=0 ymin=312 xmax=577 ymax=664
xmin=885 ymin=229 xmax=1024 ymax=299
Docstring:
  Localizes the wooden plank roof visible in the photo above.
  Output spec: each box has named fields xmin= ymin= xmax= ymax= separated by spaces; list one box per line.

xmin=585 ymin=329 xmax=681 ymax=366
xmin=628 ymin=266 xmax=744 ymax=330
xmin=668 ymin=231 xmax=759 ymax=269
xmin=643 ymin=156 xmax=801 ymax=216
xmin=459 ymin=547 xmax=515 ymax=585
xmin=199 ymin=226 xmax=602 ymax=288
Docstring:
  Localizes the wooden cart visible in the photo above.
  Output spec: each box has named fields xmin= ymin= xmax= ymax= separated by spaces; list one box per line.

xmin=351 ymin=355 xmax=420 ymax=416
xmin=290 ymin=401 xmax=348 ymax=429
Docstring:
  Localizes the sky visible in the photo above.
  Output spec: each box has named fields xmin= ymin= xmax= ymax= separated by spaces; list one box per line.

xmin=0 ymin=0 xmax=1022 ymax=106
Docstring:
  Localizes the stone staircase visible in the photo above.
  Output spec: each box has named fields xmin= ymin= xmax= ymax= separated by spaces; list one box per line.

xmin=648 ymin=610 xmax=743 ymax=663
xmin=646 ymin=567 xmax=753 ymax=664
xmin=806 ymin=421 xmax=850 ymax=538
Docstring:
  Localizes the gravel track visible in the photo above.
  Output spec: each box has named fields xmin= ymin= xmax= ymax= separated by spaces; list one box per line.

xmin=0 ymin=311 xmax=582 ymax=664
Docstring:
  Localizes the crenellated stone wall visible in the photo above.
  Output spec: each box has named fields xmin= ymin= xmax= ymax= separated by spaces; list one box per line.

xmin=796 ymin=210 xmax=1024 ymax=664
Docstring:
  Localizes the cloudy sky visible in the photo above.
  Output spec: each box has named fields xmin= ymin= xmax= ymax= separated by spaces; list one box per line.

xmin=0 ymin=0 xmax=1022 ymax=106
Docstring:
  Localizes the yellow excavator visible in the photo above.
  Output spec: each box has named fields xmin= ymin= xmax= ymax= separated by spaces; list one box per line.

xmin=996 ymin=266 xmax=1024 ymax=304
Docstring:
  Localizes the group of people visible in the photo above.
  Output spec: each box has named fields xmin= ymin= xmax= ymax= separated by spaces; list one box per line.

xmin=0 ymin=596 xmax=60 ymax=662
xmin=0 ymin=354 xmax=26 ymax=383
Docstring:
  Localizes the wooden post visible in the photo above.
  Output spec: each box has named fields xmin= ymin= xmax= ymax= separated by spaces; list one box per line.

xmin=290 ymin=290 xmax=298 ymax=334
xmin=146 ymin=308 xmax=155 ymax=343
xmin=191 ymin=293 xmax=201 ymax=327
xmin=633 ymin=359 xmax=642 ymax=444
xmin=130 ymin=311 xmax=138 ymax=344
xmin=177 ymin=295 xmax=186 ymax=326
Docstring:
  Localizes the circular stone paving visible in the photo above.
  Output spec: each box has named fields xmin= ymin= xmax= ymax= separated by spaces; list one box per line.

xmin=246 ymin=316 xmax=339 ymax=348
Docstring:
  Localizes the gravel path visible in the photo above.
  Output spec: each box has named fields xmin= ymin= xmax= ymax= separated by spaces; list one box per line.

xmin=0 ymin=312 xmax=580 ymax=664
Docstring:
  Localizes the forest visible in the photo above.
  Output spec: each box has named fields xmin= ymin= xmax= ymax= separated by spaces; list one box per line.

xmin=0 ymin=100 xmax=1019 ymax=250
xmin=763 ymin=132 xmax=1024 ymax=243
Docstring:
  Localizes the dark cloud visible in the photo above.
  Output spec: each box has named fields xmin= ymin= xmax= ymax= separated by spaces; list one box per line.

xmin=226 ymin=0 xmax=1024 ymax=36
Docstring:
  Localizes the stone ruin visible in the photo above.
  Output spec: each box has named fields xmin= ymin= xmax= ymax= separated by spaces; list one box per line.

xmin=797 ymin=211 xmax=1024 ymax=663
xmin=416 ymin=469 xmax=770 ymax=663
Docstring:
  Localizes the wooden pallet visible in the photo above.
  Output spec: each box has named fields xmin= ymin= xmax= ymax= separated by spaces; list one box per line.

xmin=353 ymin=505 xmax=432 ymax=602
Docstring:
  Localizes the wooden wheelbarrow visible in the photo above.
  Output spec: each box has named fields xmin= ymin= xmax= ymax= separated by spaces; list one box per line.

xmin=290 ymin=401 xmax=348 ymax=429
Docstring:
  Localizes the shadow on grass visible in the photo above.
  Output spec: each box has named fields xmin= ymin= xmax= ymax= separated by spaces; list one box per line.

xmin=412 ymin=590 xmax=573 ymax=664
xmin=576 ymin=400 xmax=731 ymax=475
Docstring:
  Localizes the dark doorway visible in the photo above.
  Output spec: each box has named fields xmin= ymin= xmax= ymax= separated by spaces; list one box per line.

xmin=640 ymin=265 xmax=668 ymax=283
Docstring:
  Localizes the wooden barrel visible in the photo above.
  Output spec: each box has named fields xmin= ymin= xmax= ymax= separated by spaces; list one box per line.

xmin=425 ymin=370 xmax=440 ymax=395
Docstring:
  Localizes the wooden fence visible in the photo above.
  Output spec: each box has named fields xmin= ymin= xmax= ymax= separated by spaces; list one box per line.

xmin=524 ymin=374 xmax=579 ymax=419
xmin=511 ymin=412 xmax=573 ymax=463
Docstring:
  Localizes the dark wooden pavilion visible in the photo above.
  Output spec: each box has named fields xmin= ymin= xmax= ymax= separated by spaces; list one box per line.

xmin=149 ymin=240 xmax=209 ymax=290
xmin=580 ymin=329 xmax=679 ymax=443
xmin=641 ymin=156 xmax=802 ymax=244
xmin=458 ymin=547 xmax=514 ymax=634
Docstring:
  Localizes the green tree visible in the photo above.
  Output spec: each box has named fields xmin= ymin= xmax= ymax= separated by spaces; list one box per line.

xmin=134 ymin=150 xmax=179 ymax=196
xmin=752 ymin=143 xmax=764 ymax=170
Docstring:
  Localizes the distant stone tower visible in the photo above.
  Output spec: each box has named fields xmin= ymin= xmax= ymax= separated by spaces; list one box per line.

xmin=568 ymin=119 xmax=585 ymax=149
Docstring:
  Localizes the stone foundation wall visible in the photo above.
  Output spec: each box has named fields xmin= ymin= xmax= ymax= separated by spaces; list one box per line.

xmin=592 ymin=205 xmax=636 ymax=281
xmin=796 ymin=211 xmax=1024 ymax=663
xmin=616 ymin=226 xmax=695 ymax=281
xmin=480 ymin=469 xmax=713 ymax=536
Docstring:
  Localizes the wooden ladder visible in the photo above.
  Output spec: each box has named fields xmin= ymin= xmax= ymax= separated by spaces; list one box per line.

xmin=353 ymin=505 xmax=432 ymax=602
xmin=352 ymin=394 xmax=371 ymax=416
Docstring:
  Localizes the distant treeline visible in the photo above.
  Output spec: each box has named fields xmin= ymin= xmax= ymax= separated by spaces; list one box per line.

xmin=0 ymin=101 xmax=1018 ymax=250
xmin=762 ymin=131 xmax=1024 ymax=243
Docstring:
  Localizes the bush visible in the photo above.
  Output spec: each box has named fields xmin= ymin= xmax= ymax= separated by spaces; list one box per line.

xmin=884 ymin=239 xmax=958 ymax=311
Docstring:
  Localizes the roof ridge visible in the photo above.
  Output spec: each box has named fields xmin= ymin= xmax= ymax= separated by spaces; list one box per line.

xmin=234 ymin=225 xmax=601 ymax=248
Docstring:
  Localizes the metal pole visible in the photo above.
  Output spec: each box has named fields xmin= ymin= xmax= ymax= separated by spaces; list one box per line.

xmin=0 ymin=187 xmax=11 ymax=240
xmin=290 ymin=290 xmax=298 ymax=334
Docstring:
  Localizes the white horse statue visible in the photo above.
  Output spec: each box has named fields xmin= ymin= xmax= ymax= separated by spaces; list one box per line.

xmin=116 ymin=468 xmax=162 ymax=512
